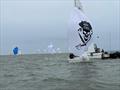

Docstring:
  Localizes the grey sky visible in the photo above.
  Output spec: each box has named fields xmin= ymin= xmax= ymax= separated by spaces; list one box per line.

xmin=0 ymin=0 xmax=120 ymax=55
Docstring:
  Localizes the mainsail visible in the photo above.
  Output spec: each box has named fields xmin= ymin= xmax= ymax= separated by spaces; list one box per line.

xmin=68 ymin=0 xmax=93 ymax=58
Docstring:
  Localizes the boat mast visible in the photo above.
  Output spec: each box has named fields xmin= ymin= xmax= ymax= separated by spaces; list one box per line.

xmin=74 ymin=0 xmax=83 ymax=10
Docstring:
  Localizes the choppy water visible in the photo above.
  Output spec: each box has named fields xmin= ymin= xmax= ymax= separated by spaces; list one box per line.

xmin=0 ymin=53 xmax=120 ymax=90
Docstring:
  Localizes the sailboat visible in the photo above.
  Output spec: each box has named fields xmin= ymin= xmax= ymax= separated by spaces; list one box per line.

xmin=68 ymin=0 xmax=93 ymax=63
xmin=13 ymin=46 xmax=22 ymax=55
xmin=13 ymin=46 xmax=19 ymax=55
xmin=47 ymin=43 xmax=56 ymax=54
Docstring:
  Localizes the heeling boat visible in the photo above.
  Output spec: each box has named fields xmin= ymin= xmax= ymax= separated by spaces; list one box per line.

xmin=68 ymin=0 xmax=93 ymax=63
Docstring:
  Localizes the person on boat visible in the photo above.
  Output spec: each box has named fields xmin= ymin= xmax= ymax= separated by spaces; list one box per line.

xmin=69 ymin=53 xmax=76 ymax=59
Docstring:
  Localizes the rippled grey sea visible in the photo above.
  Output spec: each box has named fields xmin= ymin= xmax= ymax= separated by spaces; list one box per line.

xmin=0 ymin=53 xmax=120 ymax=90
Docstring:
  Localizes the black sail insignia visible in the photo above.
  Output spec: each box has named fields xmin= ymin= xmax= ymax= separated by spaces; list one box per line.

xmin=75 ymin=21 xmax=93 ymax=50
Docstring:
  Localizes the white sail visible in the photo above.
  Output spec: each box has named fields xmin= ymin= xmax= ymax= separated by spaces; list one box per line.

xmin=68 ymin=6 xmax=93 ymax=59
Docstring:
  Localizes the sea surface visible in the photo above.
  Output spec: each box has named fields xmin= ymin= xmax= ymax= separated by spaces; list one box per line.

xmin=0 ymin=53 xmax=120 ymax=90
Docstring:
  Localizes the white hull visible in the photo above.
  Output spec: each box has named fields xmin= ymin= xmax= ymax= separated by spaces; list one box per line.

xmin=88 ymin=53 xmax=110 ymax=59
xmin=68 ymin=57 xmax=91 ymax=63
xmin=88 ymin=53 xmax=102 ymax=59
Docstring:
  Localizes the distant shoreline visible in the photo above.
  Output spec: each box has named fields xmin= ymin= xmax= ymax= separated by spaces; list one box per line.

xmin=1 ymin=51 xmax=120 ymax=56
xmin=0 ymin=52 xmax=69 ymax=56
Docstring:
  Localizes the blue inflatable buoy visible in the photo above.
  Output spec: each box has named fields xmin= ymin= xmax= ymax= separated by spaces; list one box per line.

xmin=13 ymin=47 xmax=19 ymax=55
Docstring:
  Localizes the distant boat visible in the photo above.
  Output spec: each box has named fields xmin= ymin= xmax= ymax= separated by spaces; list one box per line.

xmin=13 ymin=46 xmax=22 ymax=55
xmin=47 ymin=43 xmax=56 ymax=54
xmin=68 ymin=0 xmax=93 ymax=63
xmin=56 ymin=48 xmax=61 ymax=53
xmin=13 ymin=47 xmax=19 ymax=55
xmin=87 ymin=43 xmax=110 ymax=59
